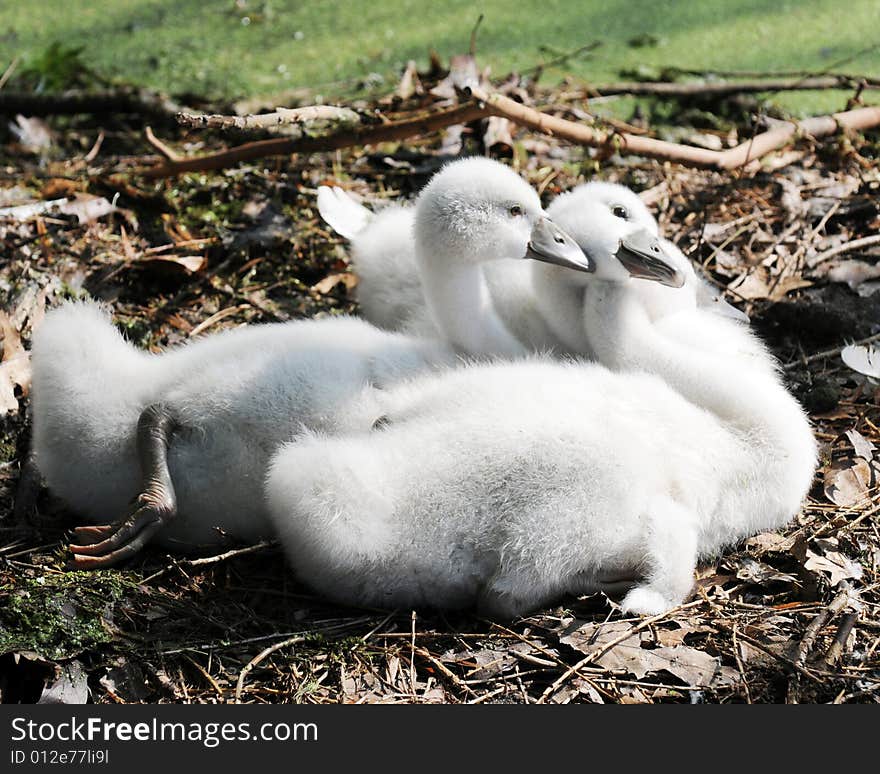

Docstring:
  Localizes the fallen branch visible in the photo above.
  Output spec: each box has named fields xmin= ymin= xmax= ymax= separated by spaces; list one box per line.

xmin=588 ymin=76 xmax=877 ymax=99
xmin=794 ymin=583 xmax=852 ymax=667
xmin=235 ymin=635 xmax=306 ymax=702
xmin=823 ymin=611 xmax=859 ymax=666
xmin=0 ymin=88 xmax=186 ymax=118
xmin=139 ymin=86 xmax=880 ymax=178
xmin=139 ymin=100 xmax=488 ymax=178
xmin=466 ymin=85 xmax=880 ymax=171
xmin=783 ymin=331 xmax=880 ymax=371
xmin=807 ymin=233 xmax=880 ymax=268
xmin=176 ymin=104 xmax=361 ymax=131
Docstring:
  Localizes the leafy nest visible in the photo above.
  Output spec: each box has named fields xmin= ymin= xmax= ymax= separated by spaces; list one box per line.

xmin=1 ymin=73 xmax=879 ymax=704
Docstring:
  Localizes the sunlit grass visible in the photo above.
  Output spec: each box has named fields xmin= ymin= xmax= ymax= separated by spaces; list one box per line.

xmin=1 ymin=0 xmax=878 ymax=115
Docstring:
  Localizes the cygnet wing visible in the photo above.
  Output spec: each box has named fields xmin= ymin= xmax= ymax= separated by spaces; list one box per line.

xmin=317 ymin=186 xmax=372 ymax=240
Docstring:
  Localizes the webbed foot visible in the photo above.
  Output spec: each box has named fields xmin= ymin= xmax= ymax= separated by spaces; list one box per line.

xmin=69 ymin=492 xmax=176 ymax=569
xmin=68 ymin=403 xmax=178 ymax=569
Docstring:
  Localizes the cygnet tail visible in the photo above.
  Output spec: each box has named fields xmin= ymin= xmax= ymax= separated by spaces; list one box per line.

xmin=31 ymin=301 xmax=147 ymax=396
xmin=30 ymin=301 xmax=154 ymax=517
xmin=31 ymin=301 xmax=152 ymax=454
xmin=317 ymin=186 xmax=372 ymax=240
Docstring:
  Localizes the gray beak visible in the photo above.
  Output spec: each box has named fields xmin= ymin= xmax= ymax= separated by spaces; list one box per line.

xmin=525 ymin=217 xmax=593 ymax=273
xmin=696 ymin=282 xmax=750 ymax=323
xmin=616 ymin=229 xmax=685 ymax=288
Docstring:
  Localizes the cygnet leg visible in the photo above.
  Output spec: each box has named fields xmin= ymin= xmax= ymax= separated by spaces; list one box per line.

xmin=619 ymin=497 xmax=697 ymax=616
xmin=69 ymin=404 xmax=178 ymax=568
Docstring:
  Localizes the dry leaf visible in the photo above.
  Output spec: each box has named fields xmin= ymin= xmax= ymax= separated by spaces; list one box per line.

xmin=823 ymin=430 xmax=878 ymax=507
xmin=59 ymin=193 xmax=117 ymax=224
xmin=823 ymin=260 xmax=880 ymax=289
xmin=483 ymin=116 xmax=515 ymax=151
xmin=732 ymin=557 xmax=800 ymax=586
xmin=9 ymin=114 xmax=53 ymax=153
xmin=804 ymin=546 xmax=863 ymax=586
xmin=140 ymin=254 xmax=206 ymax=274
xmin=0 ymin=310 xmax=31 ymax=415
xmin=728 ymin=270 xmax=811 ymax=301
xmin=41 ymin=178 xmax=82 ymax=199
xmin=746 ymin=532 xmax=796 ymax=554
xmin=430 ymin=53 xmax=479 ymax=99
xmin=559 ymin=621 xmax=737 ymax=687
xmin=312 ymin=272 xmax=358 ymax=294
xmin=845 ymin=428 xmax=876 ymax=461
xmin=38 ymin=660 xmax=89 ymax=705
xmin=396 ymin=60 xmax=422 ymax=100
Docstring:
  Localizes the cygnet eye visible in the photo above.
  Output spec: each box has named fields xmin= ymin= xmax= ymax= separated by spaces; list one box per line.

xmin=508 ymin=204 xmax=525 ymax=217
xmin=611 ymin=205 xmax=629 ymax=219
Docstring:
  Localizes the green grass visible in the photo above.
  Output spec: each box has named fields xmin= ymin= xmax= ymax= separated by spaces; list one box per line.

xmin=2 ymin=1 xmax=879 ymax=115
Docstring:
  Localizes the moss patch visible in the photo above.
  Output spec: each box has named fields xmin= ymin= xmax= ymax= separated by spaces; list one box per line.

xmin=0 ymin=571 xmax=134 ymax=661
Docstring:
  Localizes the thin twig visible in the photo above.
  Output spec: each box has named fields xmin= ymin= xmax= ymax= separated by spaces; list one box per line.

xmin=538 ymin=600 xmax=704 ymax=703
xmin=714 ymin=620 xmax=823 ymax=683
xmin=140 ymin=540 xmax=277 ymax=584
xmin=414 ymin=646 xmax=476 ymax=698
xmin=235 ymin=635 xmax=305 ymax=702
xmin=145 ymin=125 xmax=181 ymax=162
xmin=783 ymin=332 xmax=880 ymax=371
xmin=0 ymin=56 xmax=20 ymax=91
xmin=807 ymin=233 xmax=880 ymax=268
xmin=794 ymin=584 xmax=852 ymax=667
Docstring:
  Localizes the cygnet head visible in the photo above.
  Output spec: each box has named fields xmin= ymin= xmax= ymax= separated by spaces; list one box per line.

xmin=547 ymin=181 xmax=684 ymax=288
xmin=414 ymin=157 xmax=589 ymax=273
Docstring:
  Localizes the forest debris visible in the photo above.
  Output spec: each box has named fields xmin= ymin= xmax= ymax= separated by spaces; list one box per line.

xmin=808 ymin=234 xmax=880 ymax=268
xmin=0 ymin=310 xmax=31 ymax=415
xmin=822 ymin=260 xmax=880 ymax=291
xmin=37 ymin=660 xmax=89 ymax=704
xmin=145 ymin=79 xmax=880 ymax=178
xmin=311 ymin=272 xmax=357 ymax=294
xmin=591 ymin=75 xmax=877 ymax=98
xmin=804 ymin=541 xmax=863 ymax=586
xmin=0 ymin=197 xmax=68 ymax=220
xmin=823 ymin=611 xmax=859 ymax=666
xmin=59 ymin=193 xmax=117 ymax=224
xmin=466 ymin=85 xmax=880 ymax=171
xmin=176 ymin=104 xmax=361 ymax=132
xmin=396 ymin=60 xmax=423 ymax=100
xmin=99 ymin=659 xmax=154 ymax=702
xmin=140 ymin=100 xmax=489 ymax=178
xmin=746 ymin=532 xmax=797 ymax=554
xmin=0 ymin=193 xmax=117 ymax=224
xmin=731 ymin=557 xmax=800 ymax=586
xmin=8 ymin=115 xmax=53 ymax=154
xmin=727 ymin=271 xmax=812 ymax=302
xmin=0 ymin=88 xmax=187 ymax=118
xmin=139 ymin=254 xmax=207 ymax=274
xmin=823 ymin=429 xmax=878 ymax=507
xmin=40 ymin=177 xmax=82 ymax=199
xmin=483 ymin=116 xmax=515 ymax=151
xmin=559 ymin=620 xmax=737 ymax=687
